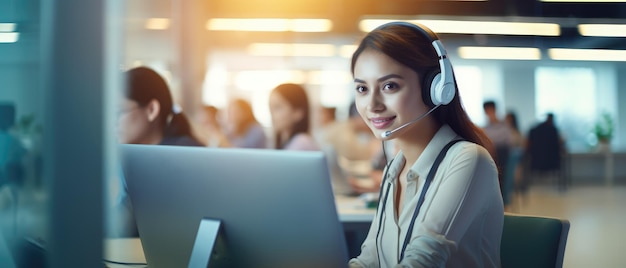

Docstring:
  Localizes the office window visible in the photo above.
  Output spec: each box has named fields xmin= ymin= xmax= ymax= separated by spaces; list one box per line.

xmin=454 ymin=66 xmax=484 ymax=124
xmin=535 ymin=67 xmax=597 ymax=151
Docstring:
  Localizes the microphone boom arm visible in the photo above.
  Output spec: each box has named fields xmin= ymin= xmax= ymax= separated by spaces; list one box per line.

xmin=381 ymin=105 xmax=440 ymax=138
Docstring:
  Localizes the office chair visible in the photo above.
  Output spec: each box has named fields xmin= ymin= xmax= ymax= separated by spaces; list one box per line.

xmin=501 ymin=213 xmax=570 ymax=268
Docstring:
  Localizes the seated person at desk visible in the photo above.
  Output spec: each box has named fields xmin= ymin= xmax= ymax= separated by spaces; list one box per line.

xmin=268 ymin=83 xmax=319 ymax=151
xmin=319 ymin=102 xmax=388 ymax=195
xmin=108 ymin=66 xmax=203 ymax=237
xmin=349 ymin=22 xmax=503 ymax=267
xmin=223 ymin=98 xmax=267 ymax=149
xmin=198 ymin=105 xmax=230 ymax=148
xmin=117 ymin=66 xmax=203 ymax=147
xmin=347 ymin=147 xmax=389 ymax=195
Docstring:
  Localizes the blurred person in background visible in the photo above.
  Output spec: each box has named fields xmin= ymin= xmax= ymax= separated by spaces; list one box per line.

xmin=312 ymin=106 xmax=337 ymax=147
xmin=505 ymin=111 xmax=524 ymax=149
xmin=198 ymin=105 xmax=230 ymax=148
xmin=318 ymin=106 xmax=337 ymax=127
xmin=223 ymin=98 xmax=267 ymax=149
xmin=269 ymin=83 xmax=319 ymax=151
xmin=503 ymin=111 xmax=524 ymax=211
xmin=118 ymin=66 xmax=203 ymax=147
xmin=524 ymin=113 xmax=566 ymax=191
xmin=109 ymin=66 xmax=203 ymax=237
xmin=0 ymin=103 xmax=25 ymax=215
xmin=482 ymin=100 xmax=514 ymax=195
xmin=319 ymin=102 xmax=385 ymax=195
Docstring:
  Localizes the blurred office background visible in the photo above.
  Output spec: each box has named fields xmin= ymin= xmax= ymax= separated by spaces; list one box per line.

xmin=1 ymin=0 xmax=626 ymax=267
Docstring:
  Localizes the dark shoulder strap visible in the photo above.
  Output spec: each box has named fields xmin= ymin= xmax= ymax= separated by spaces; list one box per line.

xmin=425 ymin=139 xmax=466 ymax=184
xmin=399 ymin=139 xmax=466 ymax=262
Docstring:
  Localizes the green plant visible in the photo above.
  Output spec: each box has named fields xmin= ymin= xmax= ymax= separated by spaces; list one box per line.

xmin=11 ymin=113 xmax=42 ymax=136
xmin=594 ymin=112 xmax=614 ymax=142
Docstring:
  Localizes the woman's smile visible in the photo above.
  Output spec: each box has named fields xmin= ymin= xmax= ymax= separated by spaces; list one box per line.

xmin=369 ymin=116 xmax=396 ymax=129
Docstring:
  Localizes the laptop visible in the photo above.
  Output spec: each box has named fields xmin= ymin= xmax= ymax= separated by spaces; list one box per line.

xmin=121 ymin=145 xmax=349 ymax=268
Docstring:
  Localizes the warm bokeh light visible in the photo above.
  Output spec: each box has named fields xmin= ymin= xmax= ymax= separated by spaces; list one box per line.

xmin=578 ymin=24 xmax=626 ymax=37
xmin=339 ymin=45 xmax=358 ymax=58
xmin=458 ymin=46 xmax=542 ymax=60
xmin=145 ymin=18 xmax=170 ymax=30
xmin=290 ymin=19 xmax=333 ymax=32
xmin=549 ymin=48 xmax=626 ymax=61
xmin=360 ymin=19 xmax=560 ymax=36
xmin=207 ymin=18 xmax=332 ymax=32
xmin=359 ymin=20 xmax=398 ymax=33
xmin=247 ymin=43 xmax=336 ymax=57
xmin=233 ymin=70 xmax=307 ymax=91
xmin=308 ymin=70 xmax=352 ymax=85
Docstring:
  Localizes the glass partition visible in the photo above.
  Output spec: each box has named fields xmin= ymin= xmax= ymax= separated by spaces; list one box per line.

xmin=1 ymin=1 xmax=46 ymax=266
xmin=1 ymin=1 xmax=121 ymax=267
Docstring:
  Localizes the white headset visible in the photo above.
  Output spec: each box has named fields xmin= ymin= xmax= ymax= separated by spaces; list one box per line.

xmin=411 ymin=23 xmax=456 ymax=107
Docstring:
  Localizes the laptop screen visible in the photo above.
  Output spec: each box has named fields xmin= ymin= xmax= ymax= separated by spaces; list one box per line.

xmin=121 ymin=145 xmax=348 ymax=268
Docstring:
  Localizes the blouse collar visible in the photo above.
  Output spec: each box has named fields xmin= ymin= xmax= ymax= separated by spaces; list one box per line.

xmin=384 ymin=125 xmax=460 ymax=184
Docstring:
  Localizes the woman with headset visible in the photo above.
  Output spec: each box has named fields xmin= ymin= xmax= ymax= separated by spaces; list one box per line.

xmin=349 ymin=22 xmax=503 ymax=267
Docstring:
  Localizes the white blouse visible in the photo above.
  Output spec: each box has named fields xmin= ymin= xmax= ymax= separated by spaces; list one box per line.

xmin=349 ymin=125 xmax=503 ymax=268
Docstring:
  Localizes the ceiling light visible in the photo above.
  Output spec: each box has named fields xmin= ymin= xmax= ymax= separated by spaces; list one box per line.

xmin=0 ymin=32 xmax=19 ymax=43
xmin=578 ymin=24 xmax=626 ymax=37
xmin=0 ymin=23 xmax=16 ymax=32
xmin=207 ymin=18 xmax=332 ymax=32
xmin=359 ymin=20 xmax=401 ymax=32
xmin=209 ymin=19 xmax=289 ymax=31
xmin=247 ymin=43 xmax=336 ymax=57
xmin=549 ymin=48 xmax=626 ymax=61
xmin=359 ymin=19 xmax=560 ymax=36
xmin=145 ymin=18 xmax=170 ymax=30
xmin=290 ymin=19 xmax=333 ymax=32
xmin=234 ymin=70 xmax=306 ymax=91
xmin=308 ymin=71 xmax=352 ymax=85
xmin=458 ymin=46 xmax=542 ymax=60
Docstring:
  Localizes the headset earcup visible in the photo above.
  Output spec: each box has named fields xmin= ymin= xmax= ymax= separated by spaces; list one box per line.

xmin=439 ymin=83 xmax=455 ymax=105
xmin=429 ymin=73 xmax=443 ymax=106
xmin=422 ymin=71 xmax=438 ymax=107
xmin=430 ymin=73 xmax=455 ymax=106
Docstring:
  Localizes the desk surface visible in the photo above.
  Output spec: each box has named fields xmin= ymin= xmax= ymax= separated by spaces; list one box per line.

xmin=335 ymin=194 xmax=376 ymax=222
xmin=104 ymin=238 xmax=146 ymax=267
xmin=105 ymin=195 xmax=375 ymax=266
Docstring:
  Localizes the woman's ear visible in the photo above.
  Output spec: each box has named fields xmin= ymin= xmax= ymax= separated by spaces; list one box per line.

xmin=145 ymin=99 xmax=161 ymax=122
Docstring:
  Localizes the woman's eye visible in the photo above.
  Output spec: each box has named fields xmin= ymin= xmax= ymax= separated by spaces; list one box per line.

xmin=383 ymin=82 xmax=398 ymax=91
xmin=355 ymin=85 xmax=367 ymax=93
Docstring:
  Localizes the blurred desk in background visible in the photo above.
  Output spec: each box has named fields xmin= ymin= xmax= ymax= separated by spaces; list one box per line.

xmin=335 ymin=194 xmax=376 ymax=223
xmin=567 ymin=152 xmax=626 ymax=185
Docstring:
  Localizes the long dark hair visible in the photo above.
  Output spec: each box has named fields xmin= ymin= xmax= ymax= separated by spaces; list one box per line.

xmin=124 ymin=66 xmax=198 ymax=141
xmin=271 ymin=83 xmax=311 ymax=149
xmin=350 ymin=22 xmax=494 ymax=155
